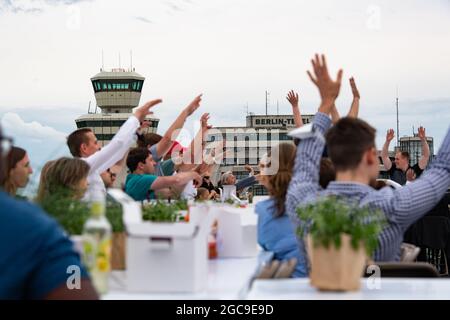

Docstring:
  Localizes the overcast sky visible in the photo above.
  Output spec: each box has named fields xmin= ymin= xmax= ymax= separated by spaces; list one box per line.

xmin=1 ymin=0 xmax=449 ymax=192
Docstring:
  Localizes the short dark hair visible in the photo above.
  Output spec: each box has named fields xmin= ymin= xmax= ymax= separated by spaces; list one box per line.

xmin=326 ymin=117 xmax=376 ymax=171
xmin=399 ymin=151 xmax=410 ymax=161
xmin=137 ymin=133 xmax=162 ymax=148
xmin=127 ymin=147 xmax=150 ymax=172
xmin=319 ymin=157 xmax=336 ymax=188
xmin=67 ymin=128 xmax=93 ymax=157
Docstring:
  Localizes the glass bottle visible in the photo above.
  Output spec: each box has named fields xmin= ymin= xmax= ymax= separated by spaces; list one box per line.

xmin=82 ymin=188 xmax=112 ymax=295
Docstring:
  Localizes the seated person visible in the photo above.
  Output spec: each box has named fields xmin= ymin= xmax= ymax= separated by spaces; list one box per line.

xmin=381 ymin=127 xmax=430 ymax=185
xmin=286 ymin=54 xmax=450 ymax=262
xmin=36 ymin=157 xmax=90 ymax=203
xmin=100 ymin=168 xmax=117 ymax=189
xmin=195 ymin=187 xmax=210 ymax=201
xmin=125 ymin=147 xmax=201 ymax=201
xmin=0 ymin=146 xmax=33 ymax=197
xmin=255 ymin=143 xmax=308 ymax=278
xmin=221 ymin=169 xmax=257 ymax=192
xmin=136 ymin=95 xmax=203 ymax=177
xmin=0 ymin=128 xmax=97 ymax=299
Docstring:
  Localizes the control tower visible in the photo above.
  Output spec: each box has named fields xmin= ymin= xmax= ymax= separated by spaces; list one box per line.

xmin=75 ymin=67 xmax=159 ymax=146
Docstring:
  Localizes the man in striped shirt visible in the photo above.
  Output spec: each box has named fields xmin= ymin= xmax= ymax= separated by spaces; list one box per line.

xmin=286 ymin=54 xmax=450 ymax=262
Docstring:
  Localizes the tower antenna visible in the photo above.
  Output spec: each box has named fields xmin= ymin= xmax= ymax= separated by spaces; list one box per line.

xmin=130 ymin=50 xmax=133 ymax=71
xmin=396 ymin=86 xmax=400 ymax=147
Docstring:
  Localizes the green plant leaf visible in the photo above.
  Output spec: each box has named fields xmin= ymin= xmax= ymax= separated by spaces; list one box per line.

xmin=297 ymin=196 xmax=386 ymax=256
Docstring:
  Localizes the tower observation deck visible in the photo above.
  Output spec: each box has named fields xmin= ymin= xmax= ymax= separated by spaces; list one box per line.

xmin=75 ymin=68 xmax=159 ymax=146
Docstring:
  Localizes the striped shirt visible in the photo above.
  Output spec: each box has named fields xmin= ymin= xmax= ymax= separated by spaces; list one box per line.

xmin=286 ymin=112 xmax=450 ymax=261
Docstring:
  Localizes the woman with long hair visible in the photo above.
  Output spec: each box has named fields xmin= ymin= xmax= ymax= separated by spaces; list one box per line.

xmin=0 ymin=146 xmax=33 ymax=196
xmin=255 ymin=142 xmax=308 ymax=278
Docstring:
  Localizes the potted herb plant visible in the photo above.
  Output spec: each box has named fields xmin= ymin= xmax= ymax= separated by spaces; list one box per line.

xmin=297 ymin=196 xmax=386 ymax=291
xmin=142 ymin=200 xmax=182 ymax=222
xmin=41 ymin=191 xmax=126 ymax=270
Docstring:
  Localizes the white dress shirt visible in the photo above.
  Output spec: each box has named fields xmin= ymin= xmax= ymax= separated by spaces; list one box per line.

xmin=82 ymin=116 xmax=140 ymax=201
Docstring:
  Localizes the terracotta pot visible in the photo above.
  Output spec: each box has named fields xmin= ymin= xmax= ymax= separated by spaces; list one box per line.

xmin=308 ymin=234 xmax=367 ymax=291
xmin=111 ymin=232 xmax=126 ymax=270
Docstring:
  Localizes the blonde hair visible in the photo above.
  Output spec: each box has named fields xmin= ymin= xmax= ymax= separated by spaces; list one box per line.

xmin=263 ymin=142 xmax=296 ymax=217
xmin=36 ymin=157 xmax=90 ymax=203
xmin=35 ymin=160 xmax=56 ymax=203
xmin=195 ymin=187 xmax=209 ymax=200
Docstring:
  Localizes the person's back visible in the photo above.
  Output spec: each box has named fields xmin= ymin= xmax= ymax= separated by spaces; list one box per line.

xmin=317 ymin=182 xmax=405 ymax=260
xmin=285 ymin=54 xmax=450 ymax=263
xmin=0 ymin=191 xmax=98 ymax=299
xmin=255 ymin=199 xmax=307 ymax=277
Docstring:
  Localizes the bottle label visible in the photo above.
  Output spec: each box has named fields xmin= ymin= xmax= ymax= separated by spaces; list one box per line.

xmin=82 ymin=233 xmax=111 ymax=294
xmin=91 ymin=201 xmax=105 ymax=217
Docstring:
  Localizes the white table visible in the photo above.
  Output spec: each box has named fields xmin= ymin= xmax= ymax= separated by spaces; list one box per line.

xmin=103 ymin=257 xmax=259 ymax=300
xmin=247 ymin=278 xmax=450 ymax=300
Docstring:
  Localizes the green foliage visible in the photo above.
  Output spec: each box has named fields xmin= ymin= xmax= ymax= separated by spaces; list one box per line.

xmin=224 ymin=198 xmax=235 ymax=205
xmin=142 ymin=201 xmax=180 ymax=222
xmin=41 ymin=191 xmax=90 ymax=236
xmin=296 ymin=196 xmax=386 ymax=255
xmin=40 ymin=190 xmax=124 ymax=235
xmin=171 ymin=199 xmax=188 ymax=211
xmin=105 ymin=198 xmax=125 ymax=233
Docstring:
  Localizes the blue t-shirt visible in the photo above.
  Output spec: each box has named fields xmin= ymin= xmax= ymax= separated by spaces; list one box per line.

xmin=125 ymin=173 xmax=158 ymax=201
xmin=0 ymin=191 xmax=89 ymax=299
xmin=255 ymin=198 xmax=308 ymax=277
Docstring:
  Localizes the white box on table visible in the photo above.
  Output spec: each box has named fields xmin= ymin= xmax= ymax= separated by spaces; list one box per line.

xmin=126 ymin=221 xmax=208 ymax=293
xmin=215 ymin=205 xmax=258 ymax=258
xmin=108 ymin=189 xmax=210 ymax=293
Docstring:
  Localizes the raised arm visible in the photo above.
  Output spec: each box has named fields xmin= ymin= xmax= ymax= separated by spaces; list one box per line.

xmin=347 ymin=77 xmax=360 ymax=118
xmin=85 ymin=99 xmax=162 ymax=173
xmin=155 ymin=94 xmax=202 ymax=159
xmin=391 ymin=125 xmax=450 ymax=230
xmin=286 ymin=90 xmax=303 ymax=128
xmin=184 ymin=112 xmax=212 ymax=165
xmin=330 ymin=104 xmax=341 ymax=124
xmin=286 ymin=54 xmax=342 ymax=221
xmin=417 ymin=126 xmax=430 ymax=169
xmin=150 ymin=171 xmax=202 ymax=191
xmin=381 ymin=129 xmax=394 ymax=171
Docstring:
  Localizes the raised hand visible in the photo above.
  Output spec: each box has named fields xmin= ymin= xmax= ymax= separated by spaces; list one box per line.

xmin=139 ymin=120 xmax=150 ymax=130
xmin=185 ymin=94 xmax=203 ymax=116
xmin=307 ymin=54 xmax=343 ymax=113
xmin=286 ymin=90 xmax=299 ymax=108
xmin=418 ymin=126 xmax=426 ymax=140
xmin=349 ymin=77 xmax=360 ymax=99
xmin=191 ymin=171 xmax=203 ymax=187
xmin=134 ymin=99 xmax=162 ymax=122
xmin=200 ymin=113 xmax=213 ymax=130
xmin=406 ymin=168 xmax=416 ymax=182
xmin=386 ymin=129 xmax=395 ymax=142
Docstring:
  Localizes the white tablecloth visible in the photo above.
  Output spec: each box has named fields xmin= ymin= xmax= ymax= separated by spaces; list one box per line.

xmin=247 ymin=278 xmax=450 ymax=300
xmin=103 ymin=257 xmax=259 ymax=300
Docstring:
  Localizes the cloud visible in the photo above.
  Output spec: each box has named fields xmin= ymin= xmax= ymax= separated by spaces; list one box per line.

xmin=0 ymin=112 xmax=67 ymax=142
xmin=134 ymin=16 xmax=153 ymax=24
xmin=0 ymin=0 xmax=91 ymax=14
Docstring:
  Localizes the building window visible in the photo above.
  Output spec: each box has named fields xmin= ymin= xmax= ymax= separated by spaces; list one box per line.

xmin=92 ymin=79 xmax=144 ymax=93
